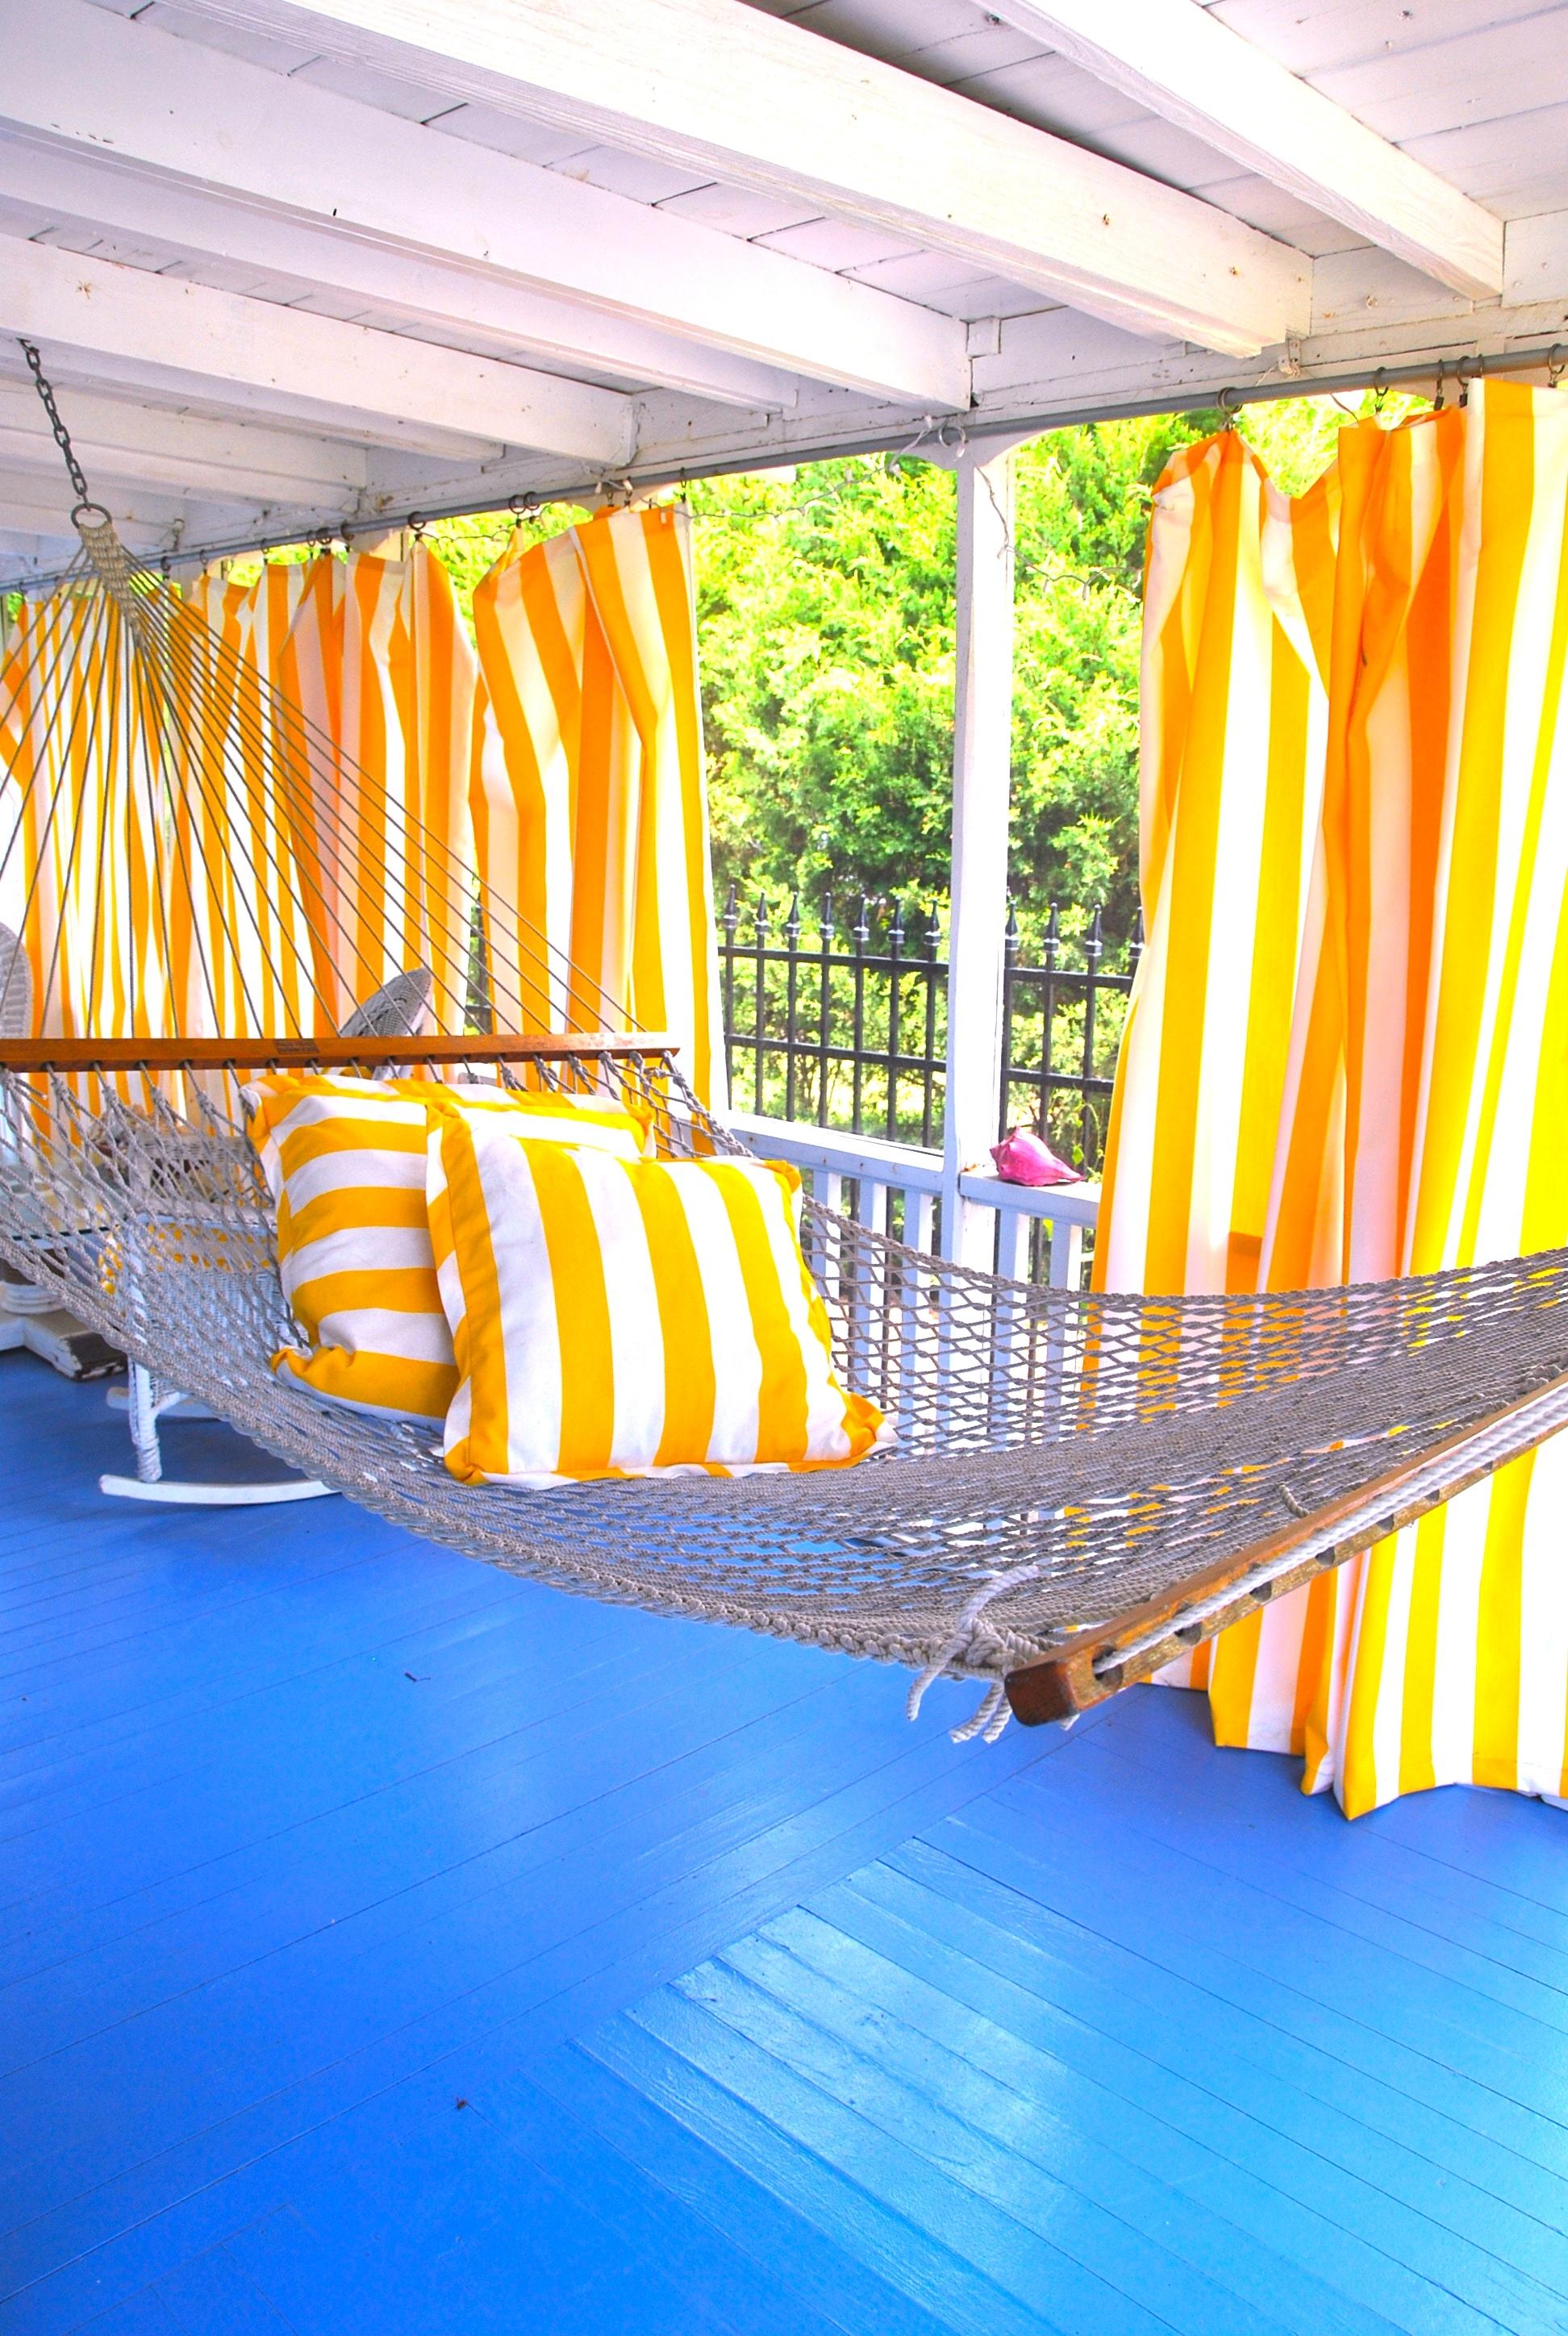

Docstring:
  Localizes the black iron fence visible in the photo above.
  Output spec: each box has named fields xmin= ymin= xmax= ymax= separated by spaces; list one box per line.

xmin=719 ymin=888 xmax=1143 ymax=1173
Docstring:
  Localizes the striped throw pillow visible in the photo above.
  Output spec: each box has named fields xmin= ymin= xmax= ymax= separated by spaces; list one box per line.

xmin=430 ymin=1112 xmax=890 ymax=1486
xmin=244 ymin=1072 xmax=650 ymax=1422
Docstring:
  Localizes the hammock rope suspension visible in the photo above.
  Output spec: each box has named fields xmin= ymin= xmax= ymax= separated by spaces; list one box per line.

xmin=5 ymin=363 xmax=1568 ymax=1735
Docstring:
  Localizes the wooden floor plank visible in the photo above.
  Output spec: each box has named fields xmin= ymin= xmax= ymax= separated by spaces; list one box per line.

xmin=813 ymin=1871 xmax=1568 ymax=2334
xmin=0 ymin=1671 xmax=922 ymax=2210
xmin=1095 ymin=1693 xmax=1568 ymax=1968
xmin=196 ymin=2084 xmax=763 ymax=2336
xmin=737 ymin=1907 xmax=1487 ymax=2334
xmin=0 ymin=1682 xmax=1032 ymax=2247
xmin=0 ymin=1610 xmax=796 ymax=1949
xmin=1 ymin=1715 xmax=1049 ymax=2333
xmin=638 ymin=1963 xmax=1523 ymax=2336
xmin=0 ymin=1641 xmax=880 ymax=2012
xmin=144 ymin=2237 xmax=296 ymax=2334
xmin=0 ymin=1555 xmax=515 ymax=1762
xmin=0 ymin=1592 xmax=600 ymax=1827
xmin=828 ymin=1857 xmax=1568 ymax=2284
xmin=925 ymin=1806 xmax=1568 ymax=2176
xmin=65 ymin=2290 xmax=181 ymax=2336
xmin=669 ymin=1948 xmax=1299 ymax=2336
xmin=970 ymin=1776 xmax=1568 ymax=2124
xmin=519 ymin=2042 xmax=958 ymax=2336
xmin=1053 ymin=1704 xmax=1568 ymax=2003
xmin=433 ymin=2065 xmax=851 ymax=2336
xmin=6 ymin=1359 xmax=1568 ymax=2336
xmin=578 ymin=2010 xmax=1066 ymax=2336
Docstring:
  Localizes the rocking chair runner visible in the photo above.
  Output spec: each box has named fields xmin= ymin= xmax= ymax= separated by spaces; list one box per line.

xmin=4 ymin=481 xmax=1568 ymax=1737
xmin=98 ymin=967 xmax=436 ymax=1504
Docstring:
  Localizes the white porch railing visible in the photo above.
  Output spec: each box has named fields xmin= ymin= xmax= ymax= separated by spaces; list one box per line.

xmin=728 ymin=1111 xmax=1100 ymax=1290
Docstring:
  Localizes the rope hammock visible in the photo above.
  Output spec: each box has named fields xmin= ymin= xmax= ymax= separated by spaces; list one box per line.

xmin=4 ymin=471 xmax=1568 ymax=1739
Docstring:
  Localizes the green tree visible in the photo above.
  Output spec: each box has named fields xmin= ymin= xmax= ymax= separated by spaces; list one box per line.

xmin=691 ymin=458 xmax=958 ymax=916
xmin=292 ymin=390 xmax=1409 ymax=957
xmin=1238 ymin=385 xmax=1426 ymax=495
xmin=692 ymin=411 xmax=1221 ymax=947
xmin=231 ymin=396 xmax=1358 ymax=950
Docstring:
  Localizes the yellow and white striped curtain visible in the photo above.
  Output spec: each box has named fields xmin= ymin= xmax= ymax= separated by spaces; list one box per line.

xmin=176 ymin=561 xmax=319 ymax=1039
xmin=2 ymin=514 xmax=722 ymax=1110
xmin=0 ymin=552 xmax=474 ymax=1046
xmin=0 ymin=590 xmax=174 ymax=1040
xmin=273 ymin=546 xmax=479 ymax=1033
xmin=473 ymin=503 xmax=724 ymax=1106
xmin=1100 ymin=381 xmax=1568 ymax=1817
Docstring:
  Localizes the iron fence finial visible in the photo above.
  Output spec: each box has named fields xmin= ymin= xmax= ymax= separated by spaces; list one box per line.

xmin=717 ymin=886 xmax=1132 ymax=1181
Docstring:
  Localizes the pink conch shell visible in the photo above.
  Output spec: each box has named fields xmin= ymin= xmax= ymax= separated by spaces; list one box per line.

xmin=989 ymin=1127 xmax=1080 ymax=1187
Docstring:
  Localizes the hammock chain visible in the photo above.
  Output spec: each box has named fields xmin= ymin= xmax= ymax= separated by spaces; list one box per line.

xmin=15 ymin=340 xmax=146 ymax=632
xmin=19 ymin=341 xmax=94 ymax=511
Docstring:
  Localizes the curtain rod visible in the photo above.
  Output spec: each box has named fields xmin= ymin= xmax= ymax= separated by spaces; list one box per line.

xmin=6 ymin=337 xmax=1565 ymax=596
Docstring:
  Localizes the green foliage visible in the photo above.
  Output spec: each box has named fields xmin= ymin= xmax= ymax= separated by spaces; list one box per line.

xmin=692 ymin=413 xmax=1220 ymax=946
xmin=690 ymin=459 xmax=957 ymax=916
xmin=206 ymin=389 xmax=1426 ymax=961
xmin=1239 ymin=386 xmax=1427 ymax=494
xmin=694 ymin=394 xmax=1434 ymax=944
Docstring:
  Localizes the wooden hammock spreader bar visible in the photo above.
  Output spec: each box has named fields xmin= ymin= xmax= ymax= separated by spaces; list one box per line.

xmin=0 ymin=1034 xmax=678 ymax=1074
xmin=1005 ymin=1364 xmax=1568 ymax=1725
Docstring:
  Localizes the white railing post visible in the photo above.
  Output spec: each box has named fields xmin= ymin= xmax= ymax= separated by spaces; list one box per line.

xmin=725 ymin=1108 xmax=1099 ymax=1440
xmin=941 ymin=441 xmax=1016 ymax=1270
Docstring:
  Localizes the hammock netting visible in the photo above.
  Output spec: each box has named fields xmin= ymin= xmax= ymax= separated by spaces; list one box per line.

xmin=5 ymin=515 xmax=1568 ymax=1735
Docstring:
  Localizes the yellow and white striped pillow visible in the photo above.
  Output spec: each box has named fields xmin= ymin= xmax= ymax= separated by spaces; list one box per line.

xmin=430 ymin=1113 xmax=890 ymax=1486
xmin=244 ymin=1072 xmax=649 ymax=1422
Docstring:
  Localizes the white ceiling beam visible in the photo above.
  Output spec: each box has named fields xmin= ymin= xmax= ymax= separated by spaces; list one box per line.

xmin=0 ymin=473 xmax=228 ymax=551
xmin=986 ymin=0 xmax=1502 ymax=302
xmin=0 ymin=380 xmax=371 ymax=491
xmin=0 ymin=238 xmax=636 ymax=469
xmin=8 ymin=351 xmax=501 ymax=465
xmin=0 ymin=0 xmax=966 ymax=412
xmin=179 ymin=0 xmax=1311 ymax=357
xmin=0 ymin=146 xmax=796 ymax=416
xmin=0 ymin=529 xmax=55 ymax=566
xmin=0 ymin=386 xmax=369 ymax=509
xmin=0 ymin=426 xmax=346 ymax=512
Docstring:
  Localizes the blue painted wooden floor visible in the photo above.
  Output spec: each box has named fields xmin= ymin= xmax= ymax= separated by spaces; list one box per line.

xmin=4 ymin=1358 xmax=1568 ymax=2335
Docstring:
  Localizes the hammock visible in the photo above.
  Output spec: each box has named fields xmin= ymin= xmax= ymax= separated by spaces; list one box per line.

xmin=4 ymin=504 xmax=1568 ymax=1742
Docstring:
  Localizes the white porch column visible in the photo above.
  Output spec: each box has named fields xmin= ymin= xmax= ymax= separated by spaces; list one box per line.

xmin=940 ymin=441 xmax=1016 ymax=1266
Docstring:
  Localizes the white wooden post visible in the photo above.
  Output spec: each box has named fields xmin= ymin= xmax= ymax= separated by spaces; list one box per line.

xmin=941 ymin=442 xmax=1016 ymax=1267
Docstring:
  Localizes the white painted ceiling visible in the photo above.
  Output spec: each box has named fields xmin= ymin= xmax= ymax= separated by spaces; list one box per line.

xmin=0 ymin=0 xmax=1564 ymax=582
